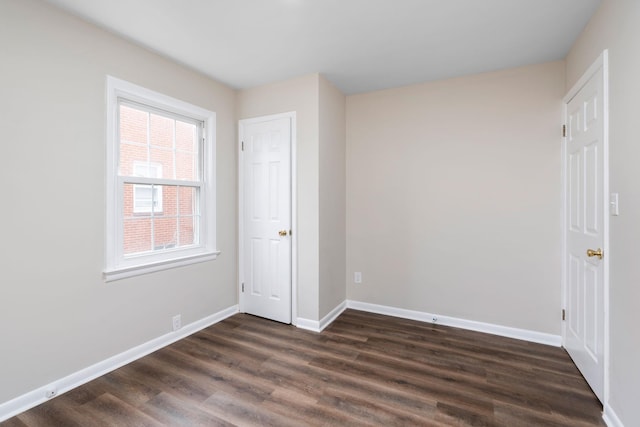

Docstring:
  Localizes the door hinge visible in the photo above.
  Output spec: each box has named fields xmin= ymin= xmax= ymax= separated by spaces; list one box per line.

xmin=241 ymin=283 xmax=244 ymax=292
xmin=241 ymin=141 xmax=244 ymax=151
xmin=562 ymin=309 xmax=566 ymax=321
xmin=562 ymin=124 xmax=567 ymax=138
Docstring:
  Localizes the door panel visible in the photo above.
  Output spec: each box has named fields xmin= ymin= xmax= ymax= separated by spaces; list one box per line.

xmin=250 ymin=238 xmax=263 ymax=295
xmin=240 ymin=116 xmax=292 ymax=324
xmin=564 ymin=65 xmax=605 ymax=402
xmin=584 ymin=263 xmax=598 ymax=357
xmin=568 ymin=254 xmax=580 ymax=339
xmin=584 ymin=143 xmax=599 ymax=234
xmin=569 ymin=151 xmax=581 ymax=231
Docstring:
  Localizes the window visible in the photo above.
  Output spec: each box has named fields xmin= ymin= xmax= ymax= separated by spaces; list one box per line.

xmin=105 ymin=76 xmax=218 ymax=281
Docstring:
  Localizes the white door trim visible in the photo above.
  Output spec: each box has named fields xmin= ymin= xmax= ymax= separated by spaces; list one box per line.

xmin=238 ymin=112 xmax=297 ymax=325
xmin=561 ymin=50 xmax=609 ymax=404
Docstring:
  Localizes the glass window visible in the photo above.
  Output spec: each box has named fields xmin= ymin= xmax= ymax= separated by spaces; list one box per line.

xmin=105 ymin=76 xmax=217 ymax=281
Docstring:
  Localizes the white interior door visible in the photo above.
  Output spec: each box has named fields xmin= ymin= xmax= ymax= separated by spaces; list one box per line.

xmin=564 ymin=59 xmax=607 ymax=403
xmin=239 ymin=115 xmax=292 ymax=324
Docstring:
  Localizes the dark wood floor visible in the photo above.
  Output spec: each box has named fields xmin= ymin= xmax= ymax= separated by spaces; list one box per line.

xmin=2 ymin=309 xmax=604 ymax=426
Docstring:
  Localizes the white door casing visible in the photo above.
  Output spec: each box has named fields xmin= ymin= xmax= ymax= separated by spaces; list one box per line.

xmin=562 ymin=51 xmax=608 ymax=403
xmin=239 ymin=114 xmax=294 ymax=324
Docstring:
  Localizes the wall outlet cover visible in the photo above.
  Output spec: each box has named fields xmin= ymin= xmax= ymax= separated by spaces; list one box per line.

xmin=172 ymin=315 xmax=181 ymax=331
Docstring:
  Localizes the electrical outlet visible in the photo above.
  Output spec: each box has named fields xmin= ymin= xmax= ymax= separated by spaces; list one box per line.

xmin=172 ymin=314 xmax=181 ymax=331
xmin=354 ymin=272 xmax=362 ymax=284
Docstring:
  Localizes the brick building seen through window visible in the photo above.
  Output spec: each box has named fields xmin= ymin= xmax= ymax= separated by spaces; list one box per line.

xmin=119 ymin=104 xmax=200 ymax=255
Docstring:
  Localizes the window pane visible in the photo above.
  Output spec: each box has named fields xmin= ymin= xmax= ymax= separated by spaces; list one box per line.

xmin=176 ymin=151 xmax=198 ymax=181
xmin=130 ymin=183 xmax=163 ymax=214
xmin=135 ymin=186 xmax=153 ymax=209
xmin=123 ymin=183 xmax=137 ymax=216
xmin=119 ymin=105 xmax=148 ymax=176
xmin=176 ymin=119 xmax=198 ymax=181
xmin=123 ymin=217 xmax=152 ymax=255
xmin=178 ymin=216 xmax=198 ymax=247
xmin=178 ymin=187 xmax=197 ymax=247
xmin=176 ymin=121 xmax=196 ymax=152
xmin=120 ymin=105 xmax=147 ymax=145
xmin=178 ymin=186 xmax=196 ymax=216
xmin=154 ymin=217 xmax=177 ymax=250
xmin=149 ymin=147 xmax=174 ymax=179
xmin=133 ymin=162 xmax=162 ymax=178
xmin=120 ymin=143 xmax=148 ymax=177
xmin=162 ymin=185 xmax=178 ymax=216
xmin=150 ymin=113 xmax=174 ymax=149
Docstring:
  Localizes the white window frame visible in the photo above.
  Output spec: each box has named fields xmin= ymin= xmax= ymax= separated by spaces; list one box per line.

xmin=104 ymin=76 xmax=218 ymax=281
xmin=132 ymin=161 xmax=163 ymax=214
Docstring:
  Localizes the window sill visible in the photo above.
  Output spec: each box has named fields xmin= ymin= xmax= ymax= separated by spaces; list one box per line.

xmin=104 ymin=251 xmax=221 ymax=282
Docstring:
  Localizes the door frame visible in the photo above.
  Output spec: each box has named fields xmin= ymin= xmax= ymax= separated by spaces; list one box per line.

xmin=561 ymin=50 xmax=609 ymax=403
xmin=238 ymin=112 xmax=297 ymax=324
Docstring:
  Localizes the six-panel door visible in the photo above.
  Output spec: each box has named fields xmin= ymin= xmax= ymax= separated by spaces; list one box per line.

xmin=241 ymin=116 xmax=292 ymax=324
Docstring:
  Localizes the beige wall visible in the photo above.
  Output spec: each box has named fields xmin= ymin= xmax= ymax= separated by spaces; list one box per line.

xmin=566 ymin=1 xmax=640 ymax=425
xmin=0 ymin=0 xmax=237 ymax=403
xmin=237 ymin=74 xmax=321 ymax=321
xmin=318 ymin=76 xmax=347 ymax=317
xmin=346 ymin=61 xmax=565 ymax=334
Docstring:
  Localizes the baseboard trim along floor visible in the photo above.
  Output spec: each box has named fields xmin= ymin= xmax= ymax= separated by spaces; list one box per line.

xmin=345 ymin=300 xmax=562 ymax=347
xmin=0 ymin=305 xmax=239 ymax=422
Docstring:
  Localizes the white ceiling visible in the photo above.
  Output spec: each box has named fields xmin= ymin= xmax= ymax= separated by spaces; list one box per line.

xmin=44 ymin=0 xmax=601 ymax=95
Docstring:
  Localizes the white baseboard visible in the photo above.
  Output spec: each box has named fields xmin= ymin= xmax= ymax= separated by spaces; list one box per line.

xmin=0 ymin=305 xmax=239 ymax=422
xmin=346 ymin=300 xmax=562 ymax=347
xmin=295 ymin=317 xmax=320 ymax=332
xmin=320 ymin=300 xmax=347 ymax=331
xmin=296 ymin=300 xmax=347 ymax=333
xmin=603 ymin=404 xmax=624 ymax=427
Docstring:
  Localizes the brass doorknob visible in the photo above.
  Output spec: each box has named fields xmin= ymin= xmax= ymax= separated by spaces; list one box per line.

xmin=586 ymin=248 xmax=603 ymax=259
xmin=278 ymin=230 xmax=288 ymax=237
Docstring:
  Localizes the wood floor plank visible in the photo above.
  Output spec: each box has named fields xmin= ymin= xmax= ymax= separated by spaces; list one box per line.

xmin=0 ymin=419 xmax=28 ymax=427
xmin=1 ymin=309 xmax=605 ymax=426
xmin=12 ymin=394 xmax=97 ymax=427
xmin=139 ymin=392 xmax=234 ymax=427
xmin=209 ymin=319 xmax=361 ymax=362
xmin=308 ymin=353 xmax=495 ymax=416
xmin=259 ymin=396 xmax=349 ymax=427
xmin=318 ymin=386 xmax=439 ymax=427
xmin=160 ymin=345 xmax=277 ymax=405
xmin=259 ymin=353 xmax=440 ymax=417
xmin=201 ymin=391 xmax=304 ymax=427
xmin=73 ymin=392 xmax=163 ymax=427
xmin=493 ymin=400 xmax=602 ymax=427
xmin=79 ymin=369 xmax=162 ymax=408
